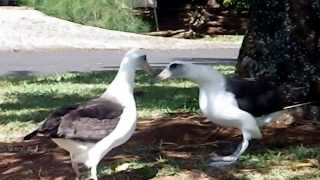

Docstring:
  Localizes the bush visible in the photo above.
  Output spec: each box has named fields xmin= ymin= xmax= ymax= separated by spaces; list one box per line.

xmin=222 ymin=0 xmax=250 ymax=11
xmin=18 ymin=0 xmax=152 ymax=33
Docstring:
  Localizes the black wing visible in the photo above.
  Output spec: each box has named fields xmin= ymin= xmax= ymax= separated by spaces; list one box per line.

xmin=24 ymin=98 xmax=123 ymax=142
xmin=226 ymin=78 xmax=283 ymax=116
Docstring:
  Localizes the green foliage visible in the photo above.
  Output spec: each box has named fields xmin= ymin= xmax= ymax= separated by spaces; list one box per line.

xmin=222 ymin=0 xmax=250 ymax=11
xmin=17 ymin=0 xmax=151 ymax=33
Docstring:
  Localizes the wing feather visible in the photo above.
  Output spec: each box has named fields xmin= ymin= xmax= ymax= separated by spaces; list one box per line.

xmin=24 ymin=98 xmax=124 ymax=142
xmin=225 ymin=78 xmax=282 ymax=116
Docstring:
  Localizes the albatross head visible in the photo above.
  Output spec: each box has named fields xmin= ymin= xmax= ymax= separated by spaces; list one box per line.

xmin=122 ymin=48 xmax=152 ymax=74
xmin=157 ymin=61 xmax=224 ymax=85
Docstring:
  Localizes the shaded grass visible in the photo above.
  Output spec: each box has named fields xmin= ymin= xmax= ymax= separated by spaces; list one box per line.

xmin=2 ymin=65 xmax=320 ymax=179
xmin=98 ymin=144 xmax=320 ymax=179
xmin=0 ymin=65 xmax=235 ymax=141
xmin=237 ymin=145 xmax=320 ymax=179
xmin=0 ymin=71 xmax=198 ymax=124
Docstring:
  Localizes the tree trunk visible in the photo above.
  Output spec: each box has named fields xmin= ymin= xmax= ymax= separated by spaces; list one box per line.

xmin=237 ymin=0 xmax=320 ymax=108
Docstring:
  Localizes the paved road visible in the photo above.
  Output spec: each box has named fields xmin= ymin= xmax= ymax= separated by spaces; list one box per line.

xmin=0 ymin=47 xmax=239 ymax=76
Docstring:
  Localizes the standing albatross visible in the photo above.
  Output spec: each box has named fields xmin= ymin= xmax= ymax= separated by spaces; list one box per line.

xmin=24 ymin=49 xmax=152 ymax=180
xmin=157 ymin=61 xmax=284 ymax=166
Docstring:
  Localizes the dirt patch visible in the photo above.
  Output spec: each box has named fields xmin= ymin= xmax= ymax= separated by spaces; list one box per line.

xmin=1 ymin=113 xmax=320 ymax=180
xmin=156 ymin=9 xmax=248 ymax=37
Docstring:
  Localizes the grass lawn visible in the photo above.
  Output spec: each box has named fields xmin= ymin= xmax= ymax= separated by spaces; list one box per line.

xmin=18 ymin=0 xmax=151 ymax=33
xmin=1 ymin=65 xmax=319 ymax=179
xmin=201 ymin=35 xmax=244 ymax=44
xmin=0 ymin=71 xmax=196 ymax=141
xmin=0 ymin=65 xmax=234 ymax=141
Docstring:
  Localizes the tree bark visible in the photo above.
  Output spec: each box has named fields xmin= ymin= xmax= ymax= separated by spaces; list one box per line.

xmin=237 ymin=0 xmax=320 ymax=107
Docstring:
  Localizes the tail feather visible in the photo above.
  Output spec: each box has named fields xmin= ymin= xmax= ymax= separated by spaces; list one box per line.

xmin=23 ymin=129 xmax=38 ymax=140
xmin=256 ymin=110 xmax=285 ymax=127
xmin=256 ymin=101 xmax=320 ymax=127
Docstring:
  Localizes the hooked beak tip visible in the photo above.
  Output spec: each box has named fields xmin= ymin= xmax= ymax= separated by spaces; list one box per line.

xmin=156 ymin=75 xmax=165 ymax=81
xmin=157 ymin=70 xmax=171 ymax=80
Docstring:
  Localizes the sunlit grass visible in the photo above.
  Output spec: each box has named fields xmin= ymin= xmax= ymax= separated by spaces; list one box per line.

xmin=0 ymin=65 xmax=235 ymax=141
xmin=18 ymin=0 xmax=152 ymax=33
xmin=1 ymin=65 xmax=320 ymax=179
xmin=201 ymin=35 xmax=244 ymax=44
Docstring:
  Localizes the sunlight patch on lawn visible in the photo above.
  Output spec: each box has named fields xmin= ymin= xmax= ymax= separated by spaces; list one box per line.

xmin=0 ymin=65 xmax=233 ymax=141
xmin=201 ymin=35 xmax=244 ymax=44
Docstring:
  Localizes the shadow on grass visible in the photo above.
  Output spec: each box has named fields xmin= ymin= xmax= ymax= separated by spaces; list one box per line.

xmin=2 ymin=112 xmax=320 ymax=179
xmin=0 ymin=139 xmax=75 ymax=180
xmin=93 ymin=116 xmax=243 ymax=179
xmin=97 ymin=113 xmax=320 ymax=179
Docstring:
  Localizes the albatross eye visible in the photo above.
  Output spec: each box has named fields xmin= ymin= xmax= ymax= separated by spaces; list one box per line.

xmin=169 ymin=63 xmax=181 ymax=70
xmin=141 ymin=55 xmax=147 ymax=61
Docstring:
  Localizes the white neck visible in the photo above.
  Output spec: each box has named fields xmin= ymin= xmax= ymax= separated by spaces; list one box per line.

xmin=101 ymin=57 xmax=136 ymax=107
xmin=195 ymin=70 xmax=226 ymax=116
xmin=85 ymin=57 xmax=138 ymax=166
xmin=190 ymin=67 xmax=226 ymax=92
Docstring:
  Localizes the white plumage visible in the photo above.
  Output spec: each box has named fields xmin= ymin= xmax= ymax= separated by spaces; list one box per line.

xmin=158 ymin=61 xmax=282 ymax=166
xmin=24 ymin=49 xmax=152 ymax=179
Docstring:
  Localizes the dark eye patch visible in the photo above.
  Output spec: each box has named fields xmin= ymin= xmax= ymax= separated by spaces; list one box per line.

xmin=169 ymin=63 xmax=181 ymax=70
xmin=141 ymin=55 xmax=147 ymax=61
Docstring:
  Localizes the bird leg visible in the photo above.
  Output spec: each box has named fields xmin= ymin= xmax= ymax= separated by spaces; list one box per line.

xmin=208 ymin=137 xmax=249 ymax=167
xmin=70 ymin=155 xmax=81 ymax=180
xmin=90 ymin=165 xmax=98 ymax=180
xmin=72 ymin=162 xmax=81 ymax=180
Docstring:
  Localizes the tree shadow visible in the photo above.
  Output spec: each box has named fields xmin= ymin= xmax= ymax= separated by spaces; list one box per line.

xmin=101 ymin=113 xmax=320 ymax=179
xmin=1 ymin=113 xmax=320 ymax=179
xmin=0 ymin=139 xmax=75 ymax=180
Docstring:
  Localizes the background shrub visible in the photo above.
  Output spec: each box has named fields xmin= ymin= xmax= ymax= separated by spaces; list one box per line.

xmin=18 ymin=0 xmax=152 ymax=33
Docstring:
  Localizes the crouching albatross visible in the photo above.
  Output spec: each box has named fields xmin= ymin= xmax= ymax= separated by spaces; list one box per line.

xmin=24 ymin=49 xmax=152 ymax=180
xmin=157 ymin=61 xmax=284 ymax=166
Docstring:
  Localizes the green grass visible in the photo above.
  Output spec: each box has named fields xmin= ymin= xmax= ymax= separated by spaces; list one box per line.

xmin=202 ymin=35 xmax=244 ymax=44
xmin=0 ymin=65 xmax=234 ymax=141
xmin=18 ymin=0 xmax=152 ymax=33
xmin=99 ymin=156 xmax=181 ymax=179
xmin=1 ymin=65 xmax=320 ymax=179
xmin=95 ymin=144 xmax=320 ymax=179
xmin=237 ymin=146 xmax=320 ymax=180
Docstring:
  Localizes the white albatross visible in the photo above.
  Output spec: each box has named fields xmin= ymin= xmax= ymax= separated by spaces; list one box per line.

xmin=157 ymin=61 xmax=284 ymax=166
xmin=24 ymin=49 xmax=152 ymax=180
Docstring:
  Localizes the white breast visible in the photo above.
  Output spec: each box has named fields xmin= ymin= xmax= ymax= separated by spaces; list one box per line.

xmin=199 ymin=88 xmax=241 ymax=128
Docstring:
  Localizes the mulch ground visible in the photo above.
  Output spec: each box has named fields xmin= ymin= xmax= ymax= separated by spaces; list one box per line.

xmin=1 ymin=112 xmax=320 ymax=180
xmin=155 ymin=9 xmax=249 ymax=37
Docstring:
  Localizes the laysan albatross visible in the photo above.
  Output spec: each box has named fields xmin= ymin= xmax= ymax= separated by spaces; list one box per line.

xmin=157 ymin=61 xmax=283 ymax=166
xmin=24 ymin=49 xmax=152 ymax=180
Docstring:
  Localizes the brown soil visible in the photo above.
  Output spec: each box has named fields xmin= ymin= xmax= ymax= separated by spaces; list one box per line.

xmin=1 ymin=113 xmax=320 ymax=180
xmin=153 ymin=8 xmax=249 ymax=37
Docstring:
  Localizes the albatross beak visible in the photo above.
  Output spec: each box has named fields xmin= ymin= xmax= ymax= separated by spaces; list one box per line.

xmin=142 ymin=61 xmax=154 ymax=76
xmin=157 ymin=68 xmax=172 ymax=80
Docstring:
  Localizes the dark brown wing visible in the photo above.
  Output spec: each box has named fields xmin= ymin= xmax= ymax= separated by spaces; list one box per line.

xmin=23 ymin=104 xmax=79 ymax=140
xmin=57 ymin=98 xmax=123 ymax=141
xmin=24 ymin=98 xmax=124 ymax=142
